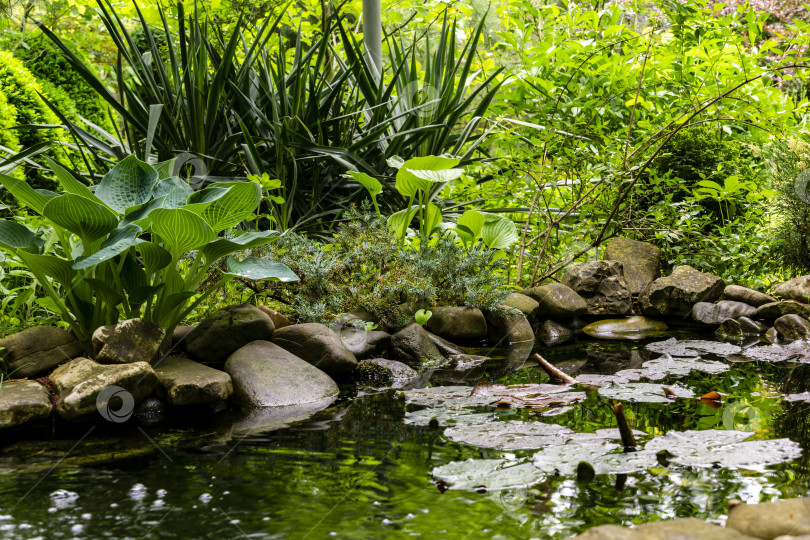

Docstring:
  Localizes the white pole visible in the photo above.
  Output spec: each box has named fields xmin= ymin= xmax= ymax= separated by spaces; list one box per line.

xmin=362 ymin=0 xmax=382 ymax=79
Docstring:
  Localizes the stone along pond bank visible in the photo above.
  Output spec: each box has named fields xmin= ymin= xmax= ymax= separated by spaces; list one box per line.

xmin=4 ymin=236 xmax=810 ymax=538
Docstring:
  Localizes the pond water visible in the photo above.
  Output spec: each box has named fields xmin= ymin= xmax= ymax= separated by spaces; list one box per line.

xmin=2 ymin=330 xmax=810 ymax=539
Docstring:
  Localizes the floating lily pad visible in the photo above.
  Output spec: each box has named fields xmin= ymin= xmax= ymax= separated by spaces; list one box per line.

xmin=404 ymin=408 xmax=495 ymax=427
xmin=644 ymin=429 xmax=753 ymax=453
xmin=598 ymin=382 xmax=695 ymax=403
xmin=431 ymin=458 xmax=545 ymax=491
xmin=646 ymin=338 xmax=741 ymax=357
xmin=641 ymin=354 xmax=729 ymax=376
xmin=444 ymin=420 xmax=574 ymax=450
xmin=403 ymin=386 xmax=484 ymax=408
xmin=784 ymin=392 xmax=810 ymax=402
xmin=574 ymin=374 xmax=634 ymax=387
xmin=532 ymin=442 xmax=659 ymax=475
xmin=727 ymin=343 xmax=810 ymax=364
xmin=402 ymin=383 xmax=583 ymax=411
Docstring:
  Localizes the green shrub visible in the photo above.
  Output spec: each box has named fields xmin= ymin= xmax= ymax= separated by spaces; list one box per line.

xmin=0 ymin=88 xmax=20 ymax=153
xmin=16 ymin=36 xmax=111 ymax=130
xmin=766 ymin=134 xmax=810 ymax=276
xmin=248 ymin=204 xmax=508 ymax=327
xmin=0 ymin=51 xmax=61 ymax=188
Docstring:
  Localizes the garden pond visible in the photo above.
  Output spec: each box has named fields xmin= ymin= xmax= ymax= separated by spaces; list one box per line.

xmin=1 ymin=329 xmax=810 ymax=539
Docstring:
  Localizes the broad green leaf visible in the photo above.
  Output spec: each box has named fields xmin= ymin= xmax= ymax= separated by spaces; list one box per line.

xmin=128 ymin=284 xmax=164 ymax=306
xmin=458 ymin=210 xmax=487 ymax=238
xmin=388 ymin=207 xmax=417 ymax=237
xmin=137 ymin=242 xmax=172 ymax=274
xmin=43 ymin=157 xmax=104 ymax=204
xmin=0 ymin=220 xmax=39 ymax=251
xmin=395 ymin=168 xmax=430 ymax=197
xmin=345 ymin=171 xmax=382 ymax=196
xmin=224 ymin=257 xmax=299 ymax=281
xmin=0 ymin=172 xmax=57 ymax=214
xmin=73 ymin=224 xmax=142 ymax=270
xmin=17 ymin=251 xmax=76 ymax=287
xmin=163 ymin=291 xmax=197 ymax=313
xmin=481 ymin=216 xmax=519 ymax=250
xmin=83 ymin=278 xmax=124 ymax=307
xmin=402 ymin=156 xmax=460 ymax=171
xmin=119 ymin=253 xmax=147 ymax=292
xmin=153 ymin=158 xmax=177 ymax=180
xmin=186 ymin=182 xmax=261 ymax=232
xmin=186 ymin=186 xmax=229 ymax=205
xmin=201 ymin=231 xmax=274 ymax=264
xmin=424 ymin=203 xmax=443 ymax=234
xmin=42 ymin=194 xmax=119 ymax=244
xmin=387 ymin=156 xmax=405 ymax=169
xmin=148 ymin=208 xmax=216 ymax=254
xmin=405 ymin=168 xmax=465 ymax=183
xmin=152 ymin=177 xmax=193 ymax=208
xmin=95 ymin=155 xmax=159 ymax=214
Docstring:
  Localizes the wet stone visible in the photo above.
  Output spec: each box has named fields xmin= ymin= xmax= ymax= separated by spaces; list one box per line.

xmin=0 ymin=380 xmax=52 ymax=429
xmin=774 ymin=314 xmax=810 ymax=341
xmin=0 ymin=326 xmax=84 ymax=378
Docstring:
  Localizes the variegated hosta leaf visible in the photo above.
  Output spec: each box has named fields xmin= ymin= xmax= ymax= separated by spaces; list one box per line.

xmin=481 ymin=215 xmax=519 ymax=250
xmin=148 ymin=208 xmax=216 ymax=255
xmin=201 ymin=231 xmax=275 ymax=264
xmin=42 ymin=193 xmax=119 ymax=244
xmin=0 ymin=220 xmax=39 ymax=251
xmin=151 ymin=177 xmax=193 ymax=209
xmin=95 ymin=155 xmax=159 ymax=214
xmin=73 ymin=224 xmax=142 ymax=270
xmin=187 ymin=182 xmax=261 ymax=232
xmin=224 ymin=257 xmax=299 ymax=281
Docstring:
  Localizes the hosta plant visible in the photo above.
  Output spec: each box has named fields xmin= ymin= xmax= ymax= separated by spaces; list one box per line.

xmin=0 ymin=156 xmax=298 ymax=349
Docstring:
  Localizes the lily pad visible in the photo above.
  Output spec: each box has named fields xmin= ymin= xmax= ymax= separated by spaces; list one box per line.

xmin=403 ymin=386 xmax=484 ymax=408
xmin=646 ymin=338 xmax=741 ymax=357
xmin=644 ymin=429 xmax=753 ymax=453
xmin=784 ymin=392 xmax=810 ymax=402
xmin=404 ymin=408 xmax=495 ymax=427
xmin=532 ymin=441 xmax=659 ymax=475
xmin=403 ymin=383 xmax=583 ymax=411
xmin=598 ymin=382 xmax=695 ymax=403
xmin=640 ymin=354 xmax=729 ymax=376
xmin=574 ymin=374 xmax=634 ymax=387
xmin=727 ymin=343 xmax=810 ymax=364
xmin=431 ymin=458 xmax=546 ymax=491
xmin=444 ymin=420 xmax=574 ymax=450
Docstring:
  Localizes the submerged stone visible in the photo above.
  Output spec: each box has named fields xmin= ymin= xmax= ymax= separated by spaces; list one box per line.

xmin=0 ymin=326 xmax=84 ymax=378
xmin=0 ymin=380 xmax=52 ymax=429
xmin=568 ymin=518 xmax=758 ymax=539
xmin=727 ymin=497 xmax=810 ymax=539
xmin=602 ymin=237 xmax=662 ymax=295
xmin=582 ymin=316 xmax=668 ymax=340
xmin=715 ymin=318 xmax=743 ymax=341
xmin=538 ymin=319 xmax=575 ymax=346
xmin=354 ymin=358 xmax=418 ymax=389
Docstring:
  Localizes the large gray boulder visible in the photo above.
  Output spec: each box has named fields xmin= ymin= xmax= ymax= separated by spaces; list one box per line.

xmin=773 ymin=276 xmax=810 ymax=303
xmin=726 ymin=498 xmax=810 ymax=539
xmin=0 ymin=326 xmax=83 ymax=378
xmin=522 ymin=283 xmax=588 ymax=318
xmin=153 ymin=357 xmax=233 ymax=405
xmin=774 ymin=314 xmax=810 ymax=341
xmin=92 ymin=318 xmax=165 ymax=365
xmin=562 ymin=260 xmax=632 ymax=316
xmin=50 ymin=357 xmax=157 ymax=421
xmin=426 ymin=306 xmax=488 ymax=340
xmin=224 ymin=341 xmax=338 ymax=408
xmin=272 ymin=323 xmax=358 ymax=377
xmin=723 ymin=284 xmax=776 ymax=307
xmin=757 ymin=301 xmax=810 ymax=320
xmin=390 ymin=323 xmax=445 ymax=366
xmin=537 ymin=320 xmax=574 ymax=347
xmin=503 ymin=293 xmax=540 ymax=322
xmin=691 ymin=300 xmax=757 ymax=325
xmin=0 ymin=380 xmax=52 ymax=429
xmin=568 ymin=517 xmax=757 ymax=540
xmin=485 ymin=309 xmax=534 ymax=345
xmin=639 ymin=265 xmax=725 ymax=317
xmin=186 ymin=304 xmax=275 ymax=364
xmin=602 ymin=237 xmax=662 ymax=295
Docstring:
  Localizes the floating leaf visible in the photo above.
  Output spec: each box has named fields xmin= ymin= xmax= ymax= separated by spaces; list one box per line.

xmin=640 ymin=354 xmax=730 ymax=377
xmin=727 ymin=343 xmax=810 ymax=364
xmin=432 ymin=458 xmax=545 ymax=491
xmin=404 ymin=409 xmax=495 ymax=427
xmin=444 ymin=420 xmax=575 ymax=450
xmin=646 ymin=338 xmax=741 ymax=357
xmin=598 ymin=382 xmax=695 ymax=403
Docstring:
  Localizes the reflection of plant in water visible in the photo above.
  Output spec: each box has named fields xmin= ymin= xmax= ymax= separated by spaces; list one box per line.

xmin=773 ymin=365 xmax=810 ymax=465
